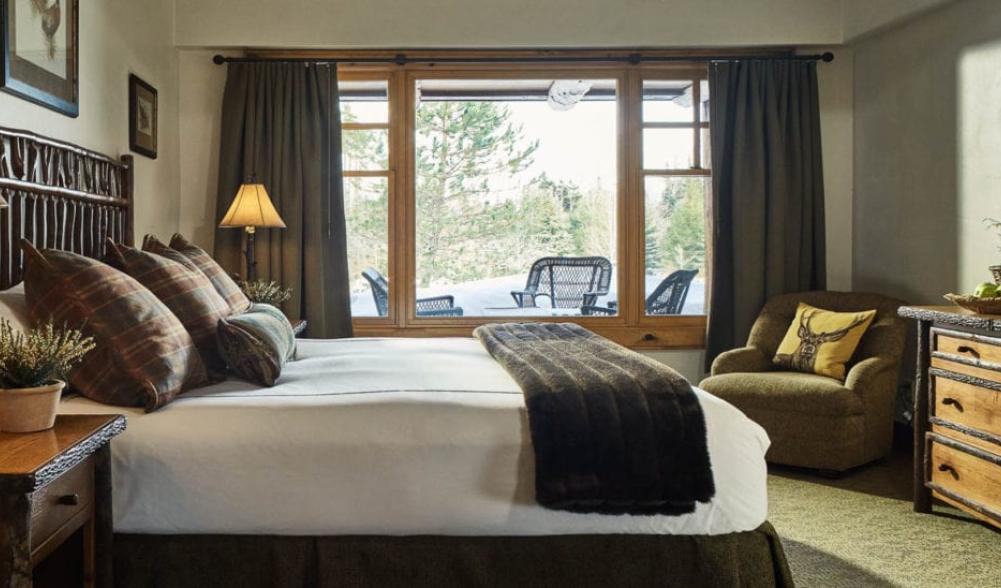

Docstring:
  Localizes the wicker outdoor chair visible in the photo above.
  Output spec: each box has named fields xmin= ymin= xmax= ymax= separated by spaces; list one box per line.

xmin=581 ymin=269 xmax=698 ymax=316
xmin=362 ymin=268 xmax=464 ymax=317
xmin=510 ymin=256 xmax=613 ymax=309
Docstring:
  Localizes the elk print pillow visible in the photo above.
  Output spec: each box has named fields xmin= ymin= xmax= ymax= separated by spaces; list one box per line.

xmin=773 ymin=303 xmax=877 ymax=380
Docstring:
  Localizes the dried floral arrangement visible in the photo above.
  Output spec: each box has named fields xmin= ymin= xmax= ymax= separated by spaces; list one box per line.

xmin=0 ymin=320 xmax=95 ymax=389
xmin=240 ymin=279 xmax=293 ymax=307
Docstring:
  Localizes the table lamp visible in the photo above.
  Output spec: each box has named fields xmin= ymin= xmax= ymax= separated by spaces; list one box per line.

xmin=218 ymin=178 xmax=285 ymax=281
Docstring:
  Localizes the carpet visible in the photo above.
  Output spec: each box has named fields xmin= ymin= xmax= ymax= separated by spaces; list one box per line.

xmin=768 ymin=449 xmax=1001 ymax=587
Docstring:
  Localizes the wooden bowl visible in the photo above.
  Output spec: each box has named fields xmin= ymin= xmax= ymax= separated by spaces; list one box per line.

xmin=944 ymin=293 xmax=1001 ymax=315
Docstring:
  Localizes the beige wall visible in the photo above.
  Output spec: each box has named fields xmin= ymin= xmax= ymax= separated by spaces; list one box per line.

xmin=852 ymin=0 xmax=1001 ymax=304
xmin=0 ymin=0 xmax=180 ymax=241
xmin=173 ymin=0 xmax=843 ymax=49
xmin=842 ymin=0 xmax=955 ymax=42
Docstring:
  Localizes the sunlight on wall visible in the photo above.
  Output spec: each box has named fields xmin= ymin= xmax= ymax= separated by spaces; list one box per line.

xmin=958 ymin=38 xmax=1001 ymax=292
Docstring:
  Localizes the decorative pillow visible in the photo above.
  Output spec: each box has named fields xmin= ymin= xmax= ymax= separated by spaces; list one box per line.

xmin=148 ymin=233 xmax=251 ymax=315
xmin=22 ymin=241 xmax=208 ymax=411
xmin=0 ymin=283 xmax=29 ymax=334
xmin=105 ymin=240 xmax=231 ymax=379
xmin=217 ymin=304 xmax=296 ymax=386
xmin=773 ymin=303 xmax=877 ymax=380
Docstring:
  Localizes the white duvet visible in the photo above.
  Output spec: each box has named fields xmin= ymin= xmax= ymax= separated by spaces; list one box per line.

xmin=60 ymin=337 xmax=769 ymax=536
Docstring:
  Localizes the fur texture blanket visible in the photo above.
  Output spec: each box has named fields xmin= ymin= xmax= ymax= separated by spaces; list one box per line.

xmin=474 ymin=322 xmax=715 ymax=515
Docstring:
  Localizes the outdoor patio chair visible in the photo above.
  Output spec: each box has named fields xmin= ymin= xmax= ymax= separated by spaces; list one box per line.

xmin=362 ymin=268 xmax=464 ymax=317
xmin=581 ymin=269 xmax=698 ymax=316
xmin=510 ymin=256 xmax=613 ymax=309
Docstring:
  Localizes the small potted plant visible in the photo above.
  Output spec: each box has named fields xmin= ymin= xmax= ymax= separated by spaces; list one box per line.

xmin=240 ymin=279 xmax=292 ymax=307
xmin=0 ymin=320 xmax=95 ymax=433
xmin=984 ymin=218 xmax=1001 ymax=284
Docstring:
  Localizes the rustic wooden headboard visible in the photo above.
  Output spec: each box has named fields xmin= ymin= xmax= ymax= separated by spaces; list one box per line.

xmin=0 ymin=127 xmax=134 ymax=289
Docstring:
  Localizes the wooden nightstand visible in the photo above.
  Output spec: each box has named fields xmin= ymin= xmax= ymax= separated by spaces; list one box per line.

xmin=291 ymin=319 xmax=307 ymax=337
xmin=0 ymin=415 xmax=126 ymax=588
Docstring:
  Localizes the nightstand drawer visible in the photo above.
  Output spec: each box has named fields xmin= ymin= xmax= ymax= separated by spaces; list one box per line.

xmin=932 ymin=377 xmax=1001 ymax=439
xmin=30 ymin=454 xmax=94 ymax=554
xmin=935 ymin=332 xmax=1001 ymax=365
xmin=928 ymin=437 xmax=1001 ymax=526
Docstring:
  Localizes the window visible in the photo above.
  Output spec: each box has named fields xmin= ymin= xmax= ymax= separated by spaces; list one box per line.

xmin=341 ymin=78 xmax=391 ymax=317
xmin=327 ymin=52 xmax=713 ymax=348
xmin=413 ymin=77 xmax=618 ymax=317
xmin=641 ymin=78 xmax=710 ymax=316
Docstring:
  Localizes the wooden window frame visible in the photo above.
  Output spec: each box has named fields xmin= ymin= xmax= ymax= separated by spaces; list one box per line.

xmin=333 ymin=51 xmax=711 ymax=349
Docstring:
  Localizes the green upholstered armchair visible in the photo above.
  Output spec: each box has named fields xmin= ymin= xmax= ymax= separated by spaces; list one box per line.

xmin=699 ymin=291 xmax=908 ymax=473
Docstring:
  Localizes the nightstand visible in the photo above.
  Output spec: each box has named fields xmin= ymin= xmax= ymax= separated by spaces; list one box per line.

xmin=0 ymin=414 xmax=126 ymax=588
xmin=291 ymin=319 xmax=307 ymax=337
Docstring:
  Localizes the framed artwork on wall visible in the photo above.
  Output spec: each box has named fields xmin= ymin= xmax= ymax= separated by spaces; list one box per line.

xmin=0 ymin=0 xmax=80 ymax=117
xmin=128 ymin=74 xmax=157 ymax=159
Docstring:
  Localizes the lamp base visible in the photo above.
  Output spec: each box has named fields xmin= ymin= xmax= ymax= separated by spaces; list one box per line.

xmin=245 ymin=226 xmax=256 ymax=282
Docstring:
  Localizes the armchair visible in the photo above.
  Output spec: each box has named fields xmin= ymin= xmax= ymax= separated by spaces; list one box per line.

xmin=362 ymin=268 xmax=464 ymax=317
xmin=511 ymin=256 xmax=612 ymax=310
xmin=699 ymin=291 xmax=907 ymax=473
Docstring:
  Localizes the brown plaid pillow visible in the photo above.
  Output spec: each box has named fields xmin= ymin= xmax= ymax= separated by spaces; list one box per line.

xmin=156 ymin=233 xmax=251 ymax=315
xmin=22 ymin=241 xmax=209 ymax=411
xmin=106 ymin=240 xmax=231 ymax=379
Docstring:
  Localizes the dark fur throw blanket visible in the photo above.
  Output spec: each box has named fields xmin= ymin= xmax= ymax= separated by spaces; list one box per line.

xmin=474 ymin=322 xmax=715 ymax=515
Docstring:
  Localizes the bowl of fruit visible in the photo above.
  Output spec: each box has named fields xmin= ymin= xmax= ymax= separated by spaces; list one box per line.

xmin=945 ymin=282 xmax=1001 ymax=314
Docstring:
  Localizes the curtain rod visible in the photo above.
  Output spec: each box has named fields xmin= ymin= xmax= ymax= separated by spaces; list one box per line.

xmin=212 ymin=52 xmax=834 ymax=66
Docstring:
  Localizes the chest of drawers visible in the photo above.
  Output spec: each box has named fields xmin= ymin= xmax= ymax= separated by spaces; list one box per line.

xmin=900 ymin=306 xmax=1001 ymax=529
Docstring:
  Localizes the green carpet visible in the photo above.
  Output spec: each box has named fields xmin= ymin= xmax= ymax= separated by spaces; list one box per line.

xmin=768 ymin=450 xmax=1001 ymax=587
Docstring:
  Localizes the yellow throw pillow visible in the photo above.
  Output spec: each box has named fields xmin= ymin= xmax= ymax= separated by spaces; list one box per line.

xmin=773 ymin=303 xmax=876 ymax=380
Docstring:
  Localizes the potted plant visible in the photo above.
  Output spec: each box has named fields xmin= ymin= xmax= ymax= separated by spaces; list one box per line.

xmin=239 ymin=279 xmax=292 ymax=307
xmin=0 ymin=320 xmax=95 ymax=433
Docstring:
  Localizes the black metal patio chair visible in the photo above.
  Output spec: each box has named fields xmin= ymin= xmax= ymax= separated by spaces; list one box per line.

xmin=510 ymin=256 xmax=613 ymax=310
xmin=362 ymin=268 xmax=464 ymax=317
xmin=582 ymin=269 xmax=698 ymax=316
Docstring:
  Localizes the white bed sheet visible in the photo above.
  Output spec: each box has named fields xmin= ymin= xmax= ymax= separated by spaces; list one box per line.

xmin=60 ymin=337 xmax=770 ymax=536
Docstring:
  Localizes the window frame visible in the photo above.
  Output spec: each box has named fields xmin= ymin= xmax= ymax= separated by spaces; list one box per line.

xmin=333 ymin=53 xmax=711 ymax=349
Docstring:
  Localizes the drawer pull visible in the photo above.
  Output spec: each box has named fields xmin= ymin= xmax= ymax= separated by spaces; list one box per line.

xmin=941 ymin=397 xmax=964 ymax=412
xmin=643 ymin=333 xmax=657 ymax=342
xmin=57 ymin=493 xmax=80 ymax=506
xmin=937 ymin=463 xmax=960 ymax=480
xmin=956 ymin=345 xmax=981 ymax=359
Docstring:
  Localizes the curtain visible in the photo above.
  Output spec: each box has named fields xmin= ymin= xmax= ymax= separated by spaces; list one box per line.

xmin=704 ymin=60 xmax=826 ymax=370
xmin=215 ymin=62 xmax=353 ymax=338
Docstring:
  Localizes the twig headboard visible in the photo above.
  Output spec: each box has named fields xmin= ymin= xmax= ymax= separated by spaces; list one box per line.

xmin=0 ymin=127 xmax=134 ymax=289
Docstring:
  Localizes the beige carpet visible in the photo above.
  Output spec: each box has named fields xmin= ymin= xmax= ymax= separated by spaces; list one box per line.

xmin=768 ymin=450 xmax=1001 ymax=587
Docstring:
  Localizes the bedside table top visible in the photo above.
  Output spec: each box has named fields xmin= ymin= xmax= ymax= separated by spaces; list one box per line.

xmin=0 ymin=414 xmax=126 ymax=493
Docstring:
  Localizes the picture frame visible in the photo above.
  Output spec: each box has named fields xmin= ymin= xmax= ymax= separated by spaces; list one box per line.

xmin=0 ymin=0 xmax=80 ymax=117
xmin=128 ymin=74 xmax=157 ymax=159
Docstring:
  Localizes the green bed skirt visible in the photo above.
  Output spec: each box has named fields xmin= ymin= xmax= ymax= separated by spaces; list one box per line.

xmin=113 ymin=522 xmax=793 ymax=587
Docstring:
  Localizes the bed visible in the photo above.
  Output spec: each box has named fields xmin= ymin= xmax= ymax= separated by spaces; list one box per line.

xmin=0 ymin=127 xmax=793 ymax=587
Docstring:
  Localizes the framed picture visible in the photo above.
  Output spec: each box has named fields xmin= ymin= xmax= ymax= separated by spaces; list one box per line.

xmin=128 ymin=74 xmax=157 ymax=159
xmin=0 ymin=0 xmax=79 ymax=117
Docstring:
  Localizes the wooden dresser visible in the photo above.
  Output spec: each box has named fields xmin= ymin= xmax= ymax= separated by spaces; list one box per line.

xmin=899 ymin=306 xmax=1001 ymax=529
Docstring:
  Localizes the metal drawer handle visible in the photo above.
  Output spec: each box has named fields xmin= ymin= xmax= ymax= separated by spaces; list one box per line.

xmin=956 ymin=345 xmax=980 ymax=359
xmin=57 ymin=493 xmax=80 ymax=506
xmin=643 ymin=333 xmax=657 ymax=342
xmin=938 ymin=463 xmax=960 ymax=480
xmin=942 ymin=397 xmax=964 ymax=412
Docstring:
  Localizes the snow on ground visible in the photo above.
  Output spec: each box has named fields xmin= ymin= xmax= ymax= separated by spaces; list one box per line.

xmin=350 ymin=274 xmax=705 ymax=318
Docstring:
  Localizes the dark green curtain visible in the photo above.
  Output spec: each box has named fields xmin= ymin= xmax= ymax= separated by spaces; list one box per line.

xmin=215 ymin=62 xmax=353 ymax=338
xmin=704 ymin=60 xmax=826 ymax=370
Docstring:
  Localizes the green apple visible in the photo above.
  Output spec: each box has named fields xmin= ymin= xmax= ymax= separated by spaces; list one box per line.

xmin=974 ymin=282 xmax=1000 ymax=298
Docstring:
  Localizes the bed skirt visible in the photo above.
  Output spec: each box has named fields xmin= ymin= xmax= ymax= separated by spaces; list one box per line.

xmin=113 ymin=522 xmax=793 ymax=588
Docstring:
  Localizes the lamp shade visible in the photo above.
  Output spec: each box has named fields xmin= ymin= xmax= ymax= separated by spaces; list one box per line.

xmin=218 ymin=183 xmax=286 ymax=229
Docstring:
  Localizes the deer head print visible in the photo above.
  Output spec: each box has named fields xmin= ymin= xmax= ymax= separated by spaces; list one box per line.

xmin=775 ymin=309 xmax=871 ymax=373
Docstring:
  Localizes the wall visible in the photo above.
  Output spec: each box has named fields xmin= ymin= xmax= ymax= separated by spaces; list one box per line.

xmin=842 ymin=0 xmax=955 ymax=42
xmin=853 ymin=0 xmax=1001 ymax=303
xmin=173 ymin=0 xmax=843 ymax=49
xmin=0 ymin=0 xmax=180 ymax=240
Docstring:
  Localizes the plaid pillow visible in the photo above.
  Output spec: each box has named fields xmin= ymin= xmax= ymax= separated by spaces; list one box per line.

xmin=217 ymin=304 xmax=296 ymax=386
xmin=106 ymin=240 xmax=231 ymax=379
xmin=151 ymin=233 xmax=251 ymax=315
xmin=22 ymin=241 xmax=208 ymax=411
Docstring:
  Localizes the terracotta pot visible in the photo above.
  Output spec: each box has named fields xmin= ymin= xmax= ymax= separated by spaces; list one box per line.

xmin=0 ymin=381 xmax=65 ymax=433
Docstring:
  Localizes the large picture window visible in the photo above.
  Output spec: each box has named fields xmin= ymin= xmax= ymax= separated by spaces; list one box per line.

xmin=323 ymin=52 xmax=712 ymax=348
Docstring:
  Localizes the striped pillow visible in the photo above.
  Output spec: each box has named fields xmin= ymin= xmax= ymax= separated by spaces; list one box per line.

xmin=217 ymin=304 xmax=296 ymax=386
xmin=150 ymin=233 xmax=251 ymax=315
xmin=106 ymin=240 xmax=231 ymax=379
xmin=22 ymin=241 xmax=208 ymax=411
